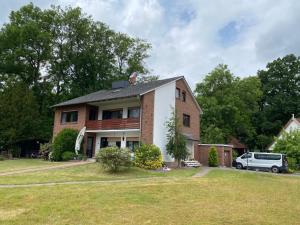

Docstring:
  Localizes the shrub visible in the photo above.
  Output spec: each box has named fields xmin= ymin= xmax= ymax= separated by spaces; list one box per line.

xmin=208 ymin=146 xmax=219 ymax=167
xmin=96 ymin=147 xmax=131 ymax=172
xmin=0 ymin=155 xmax=5 ymax=161
xmin=52 ymin=128 xmax=78 ymax=161
xmin=134 ymin=144 xmax=163 ymax=169
xmin=39 ymin=143 xmax=52 ymax=160
xmin=61 ymin=151 xmax=76 ymax=161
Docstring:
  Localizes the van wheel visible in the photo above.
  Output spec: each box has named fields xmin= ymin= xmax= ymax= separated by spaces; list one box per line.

xmin=236 ymin=163 xmax=243 ymax=170
xmin=271 ymin=166 xmax=279 ymax=173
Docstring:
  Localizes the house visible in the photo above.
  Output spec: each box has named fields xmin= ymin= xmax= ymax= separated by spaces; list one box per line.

xmin=52 ymin=76 xmax=202 ymax=165
xmin=228 ymin=136 xmax=247 ymax=156
xmin=268 ymin=114 xmax=300 ymax=151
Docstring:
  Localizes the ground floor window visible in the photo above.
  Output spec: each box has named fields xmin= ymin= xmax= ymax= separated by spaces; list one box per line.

xmin=126 ymin=141 xmax=139 ymax=152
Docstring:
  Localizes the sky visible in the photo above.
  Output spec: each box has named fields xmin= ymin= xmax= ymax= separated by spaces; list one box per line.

xmin=1 ymin=0 xmax=300 ymax=88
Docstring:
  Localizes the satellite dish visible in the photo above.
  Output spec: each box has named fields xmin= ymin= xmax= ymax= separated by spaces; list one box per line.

xmin=75 ymin=126 xmax=86 ymax=155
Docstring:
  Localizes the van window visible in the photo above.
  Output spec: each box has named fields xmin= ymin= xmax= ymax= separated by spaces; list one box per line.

xmin=241 ymin=153 xmax=251 ymax=159
xmin=254 ymin=154 xmax=281 ymax=160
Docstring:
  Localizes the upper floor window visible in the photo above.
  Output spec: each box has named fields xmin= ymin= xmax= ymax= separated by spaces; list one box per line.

xmin=89 ymin=108 xmax=98 ymax=120
xmin=182 ymin=91 xmax=186 ymax=102
xmin=183 ymin=114 xmax=190 ymax=127
xmin=102 ymin=109 xmax=123 ymax=120
xmin=61 ymin=111 xmax=78 ymax=123
xmin=176 ymin=88 xmax=181 ymax=98
xmin=128 ymin=107 xmax=140 ymax=119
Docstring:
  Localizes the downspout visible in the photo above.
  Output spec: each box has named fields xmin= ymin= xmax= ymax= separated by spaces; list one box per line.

xmin=138 ymin=95 xmax=142 ymax=147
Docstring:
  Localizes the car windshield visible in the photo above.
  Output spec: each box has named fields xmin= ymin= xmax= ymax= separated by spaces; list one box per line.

xmin=241 ymin=153 xmax=251 ymax=159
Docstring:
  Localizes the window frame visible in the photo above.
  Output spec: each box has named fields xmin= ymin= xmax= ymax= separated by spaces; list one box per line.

xmin=182 ymin=91 xmax=186 ymax=102
xmin=89 ymin=108 xmax=98 ymax=121
xmin=102 ymin=109 xmax=123 ymax=120
xmin=61 ymin=111 xmax=78 ymax=124
xmin=176 ymin=88 xmax=181 ymax=99
xmin=127 ymin=107 xmax=140 ymax=119
xmin=183 ymin=113 xmax=190 ymax=127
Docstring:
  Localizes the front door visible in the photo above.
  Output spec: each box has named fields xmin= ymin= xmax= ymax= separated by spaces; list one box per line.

xmin=100 ymin=137 xmax=108 ymax=148
xmin=87 ymin=137 xmax=94 ymax=158
xmin=224 ymin=151 xmax=231 ymax=167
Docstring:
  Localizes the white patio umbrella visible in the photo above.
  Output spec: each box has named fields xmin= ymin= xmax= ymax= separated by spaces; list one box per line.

xmin=75 ymin=126 xmax=86 ymax=155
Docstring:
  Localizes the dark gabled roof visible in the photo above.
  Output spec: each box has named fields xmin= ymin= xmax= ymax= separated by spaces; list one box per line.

xmin=53 ymin=76 xmax=183 ymax=107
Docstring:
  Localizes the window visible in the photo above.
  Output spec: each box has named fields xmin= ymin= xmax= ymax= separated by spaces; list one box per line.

xmin=126 ymin=141 xmax=139 ymax=152
xmin=102 ymin=109 xmax=123 ymax=120
xmin=89 ymin=109 xmax=98 ymax=120
xmin=254 ymin=154 xmax=281 ymax=160
xmin=61 ymin=111 xmax=78 ymax=123
xmin=183 ymin=114 xmax=190 ymax=127
xmin=176 ymin=88 xmax=181 ymax=98
xmin=182 ymin=91 xmax=186 ymax=102
xmin=128 ymin=107 xmax=140 ymax=118
xmin=241 ymin=153 xmax=252 ymax=159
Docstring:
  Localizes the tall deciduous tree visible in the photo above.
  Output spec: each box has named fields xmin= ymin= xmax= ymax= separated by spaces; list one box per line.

xmin=256 ymin=54 xmax=300 ymax=149
xmin=195 ymin=64 xmax=262 ymax=149
xmin=0 ymin=3 xmax=152 ymax=146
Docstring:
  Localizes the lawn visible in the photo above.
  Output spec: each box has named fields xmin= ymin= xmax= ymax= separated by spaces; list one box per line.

xmin=0 ymin=162 xmax=199 ymax=185
xmin=0 ymin=161 xmax=299 ymax=225
xmin=0 ymin=159 xmax=64 ymax=173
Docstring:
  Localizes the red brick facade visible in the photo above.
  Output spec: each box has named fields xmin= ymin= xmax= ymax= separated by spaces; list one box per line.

xmin=195 ymin=144 xmax=233 ymax=167
xmin=175 ymin=79 xmax=200 ymax=141
xmin=140 ymin=91 xmax=154 ymax=144
xmin=53 ymin=104 xmax=87 ymax=137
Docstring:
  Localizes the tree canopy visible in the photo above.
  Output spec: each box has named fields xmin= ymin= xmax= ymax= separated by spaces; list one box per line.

xmin=195 ymin=64 xmax=262 ymax=148
xmin=0 ymin=3 xmax=151 ymax=148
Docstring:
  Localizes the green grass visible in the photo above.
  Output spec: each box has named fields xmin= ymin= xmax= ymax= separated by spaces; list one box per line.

xmin=0 ymin=162 xmax=199 ymax=185
xmin=0 ymin=161 xmax=299 ymax=224
xmin=0 ymin=169 xmax=299 ymax=225
xmin=0 ymin=159 xmax=64 ymax=173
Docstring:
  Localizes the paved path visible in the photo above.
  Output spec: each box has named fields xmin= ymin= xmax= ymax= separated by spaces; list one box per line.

xmin=0 ymin=160 xmax=94 ymax=176
xmin=192 ymin=167 xmax=212 ymax=177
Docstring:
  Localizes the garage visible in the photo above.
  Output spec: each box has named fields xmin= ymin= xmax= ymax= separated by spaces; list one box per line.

xmin=194 ymin=144 xmax=233 ymax=167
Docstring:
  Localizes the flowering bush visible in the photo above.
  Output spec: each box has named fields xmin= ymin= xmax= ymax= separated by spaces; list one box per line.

xmin=134 ymin=144 xmax=163 ymax=169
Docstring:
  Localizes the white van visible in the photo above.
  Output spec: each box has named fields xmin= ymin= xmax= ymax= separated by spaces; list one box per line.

xmin=235 ymin=152 xmax=288 ymax=173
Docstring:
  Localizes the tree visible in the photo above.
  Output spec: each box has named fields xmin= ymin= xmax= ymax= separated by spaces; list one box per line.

xmin=273 ymin=130 xmax=300 ymax=166
xmin=195 ymin=64 xmax=262 ymax=149
xmin=165 ymin=108 xmax=189 ymax=167
xmin=256 ymin=54 xmax=300 ymax=148
xmin=0 ymin=3 xmax=152 ymax=148
xmin=0 ymin=81 xmax=41 ymax=149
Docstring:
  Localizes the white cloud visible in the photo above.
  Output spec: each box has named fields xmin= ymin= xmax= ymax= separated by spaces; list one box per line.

xmin=2 ymin=0 xmax=300 ymax=89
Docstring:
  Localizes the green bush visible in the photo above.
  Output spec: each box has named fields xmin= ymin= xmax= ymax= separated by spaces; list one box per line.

xmin=39 ymin=143 xmax=52 ymax=160
xmin=208 ymin=146 xmax=219 ymax=167
xmin=96 ymin=147 xmax=131 ymax=172
xmin=52 ymin=129 xmax=78 ymax=161
xmin=0 ymin=155 xmax=5 ymax=161
xmin=61 ymin=151 xmax=76 ymax=161
xmin=134 ymin=144 xmax=163 ymax=169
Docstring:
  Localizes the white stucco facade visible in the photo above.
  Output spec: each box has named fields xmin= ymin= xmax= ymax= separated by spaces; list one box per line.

xmin=152 ymin=81 xmax=176 ymax=162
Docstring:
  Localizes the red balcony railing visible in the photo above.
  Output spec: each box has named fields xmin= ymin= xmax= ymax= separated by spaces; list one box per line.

xmin=85 ymin=118 xmax=140 ymax=130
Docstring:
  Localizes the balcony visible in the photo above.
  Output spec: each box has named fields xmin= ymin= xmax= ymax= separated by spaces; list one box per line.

xmin=85 ymin=118 xmax=140 ymax=130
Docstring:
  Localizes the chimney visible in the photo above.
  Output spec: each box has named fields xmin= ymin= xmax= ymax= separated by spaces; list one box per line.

xmin=129 ymin=72 xmax=137 ymax=85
